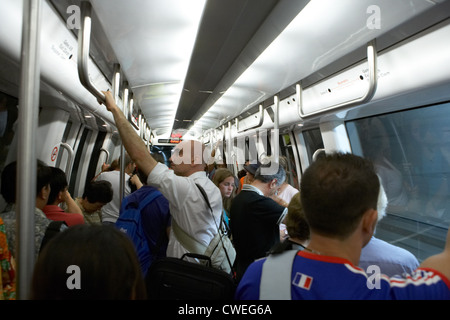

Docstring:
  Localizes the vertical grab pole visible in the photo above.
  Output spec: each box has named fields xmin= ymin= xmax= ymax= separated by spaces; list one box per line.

xmin=119 ymin=83 xmax=129 ymax=206
xmin=273 ymin=95 xmax=280 ymax=164
xmin=17 ymin=0 xmax=42 ymax=299
xmin=227 ymin=122 xmax=232 ymax=168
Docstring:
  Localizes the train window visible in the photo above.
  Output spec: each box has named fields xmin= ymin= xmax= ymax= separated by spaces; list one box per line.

xmin=280 ymin=134 xmax=300 ymax=190
xmin=243 ymin=135 xmax=259 ymax=164
xmin=106 ymin=133 xmax=121 ymax=162
xmin=85 ymin=131 xmax=107 ymax=182
xmin=150 ymin=145 xmax=173 ymax=167
xmin=303 ymin=128 xmax=324 ymax=164
xmin=346 ymin=102 xmax=450 ymax=261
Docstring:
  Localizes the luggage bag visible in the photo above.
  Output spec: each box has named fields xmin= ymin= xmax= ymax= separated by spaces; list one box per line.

xmin=145 ymin=253 xmax=236 ymax=300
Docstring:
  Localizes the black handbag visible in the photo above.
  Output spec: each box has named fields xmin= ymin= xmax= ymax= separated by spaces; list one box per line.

xmin=145 ymin=253 xmax=236 ymax=300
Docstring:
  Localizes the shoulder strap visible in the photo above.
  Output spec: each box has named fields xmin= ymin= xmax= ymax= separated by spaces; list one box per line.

xmin=195 ymin=183 xmax=220 ymax=227
xmin=171 ymin=218 xmax=207 ymax=253
xmin=121 ymin=189 xmax=162 ymax=213
xmin=195 ymin=183 xmax=235 ymax=273
xmin=259 ymin=250 xmax=298 ymax=300
xmin=171 ymin=184 xmax=212 ymax=254
xmin=195 ymin=183 xmax=212 ymax=210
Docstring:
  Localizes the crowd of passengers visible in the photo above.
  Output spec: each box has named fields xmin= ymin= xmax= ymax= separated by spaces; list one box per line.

xmin=0 ymin=90 xmax=449 ymax=300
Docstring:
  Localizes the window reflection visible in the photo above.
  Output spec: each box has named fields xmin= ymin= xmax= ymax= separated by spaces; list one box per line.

xmin=347 ymin=103 xmax=450 ymax=261
xmin=303 ymin=128 xmax=324 ymax=164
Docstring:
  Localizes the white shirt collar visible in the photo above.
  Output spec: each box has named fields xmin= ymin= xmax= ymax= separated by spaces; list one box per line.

xmin=241 ymin=184 xmax=264 ymax=196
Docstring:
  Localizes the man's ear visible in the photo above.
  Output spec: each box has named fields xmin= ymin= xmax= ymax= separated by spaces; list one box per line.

xmin=362 ymin=208 xmax=378 ymax=239
xmin=40 ymin=184 xmax=51 ymax=201
xmin=270 ymin=178 xmax=278 ymax=189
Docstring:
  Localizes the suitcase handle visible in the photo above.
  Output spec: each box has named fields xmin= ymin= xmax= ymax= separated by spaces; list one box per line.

xmin=181 ymin=253 xmax=212 ymax=267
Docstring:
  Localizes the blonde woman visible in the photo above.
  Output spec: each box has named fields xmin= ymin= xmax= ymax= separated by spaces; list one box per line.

xmin=212 ymin=168 xmax=238 ymax=228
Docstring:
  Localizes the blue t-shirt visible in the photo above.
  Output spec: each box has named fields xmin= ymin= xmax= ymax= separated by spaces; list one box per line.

xmin=235 ymin=251 xmax=450 ymax=300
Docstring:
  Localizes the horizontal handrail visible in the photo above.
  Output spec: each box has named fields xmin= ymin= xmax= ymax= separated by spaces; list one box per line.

xmin=77 ymin=1 xmax=105 ymax=103
xmin=237 ymin=104 xmax=265 ymax=132
xmin=298 ymin=40 xmax=378 ymax=119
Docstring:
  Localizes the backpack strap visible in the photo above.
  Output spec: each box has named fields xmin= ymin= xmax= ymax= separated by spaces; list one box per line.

xmin=119 ymin=189 xmax=162 ymax=219
xmin=259 ymin=250 xmax=298 ymax=300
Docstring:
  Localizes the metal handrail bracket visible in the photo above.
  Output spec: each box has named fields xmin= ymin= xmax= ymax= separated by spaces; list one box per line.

xmin=78 ymin=1 xmax=105 ymax=103
xmin=60 ymin=142 xmax=75 ymax=182
xmin=99 ymin=148 xmax=110 ymax=164
xmin=298 ymin=40 xmax=378 ymax=119
xmin=237 ymin=104 xmax=265 ymax=133
xmin=272 ymin=95 xmax=280 ymax=163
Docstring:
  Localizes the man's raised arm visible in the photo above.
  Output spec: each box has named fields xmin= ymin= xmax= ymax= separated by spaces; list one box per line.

xmin=101 ymin=90 xmax=157 ymax=178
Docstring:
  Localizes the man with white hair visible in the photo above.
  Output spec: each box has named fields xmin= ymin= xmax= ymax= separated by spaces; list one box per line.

xmin=359 ymin=178 xmax=420 ymax=277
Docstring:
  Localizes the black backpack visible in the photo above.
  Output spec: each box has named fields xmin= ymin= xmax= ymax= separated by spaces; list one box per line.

xmin=39 ymin=220 xmax=68 ymax=253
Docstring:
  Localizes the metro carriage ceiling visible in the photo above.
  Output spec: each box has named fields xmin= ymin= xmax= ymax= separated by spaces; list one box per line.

xmin=46 ymin=0 xmax=450 ymax=139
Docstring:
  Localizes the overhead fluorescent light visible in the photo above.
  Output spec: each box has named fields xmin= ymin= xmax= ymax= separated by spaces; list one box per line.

xmin=90 ymin=0 xmax=207 ymax=138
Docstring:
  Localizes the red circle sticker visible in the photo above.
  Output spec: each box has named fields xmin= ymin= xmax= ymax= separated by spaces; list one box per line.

xmin=51 ymin=146 xmax=58 ymax=162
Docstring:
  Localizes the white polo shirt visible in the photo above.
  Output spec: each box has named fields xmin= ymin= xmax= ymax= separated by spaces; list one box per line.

xmin=147 ymin=163 xmax=223 ymax=259
xmin=97 ymin=170 xmax=131 ymax=224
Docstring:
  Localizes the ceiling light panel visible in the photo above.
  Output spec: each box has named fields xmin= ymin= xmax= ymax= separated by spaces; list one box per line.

xmin=91 ymin=0 xmax=206 ymax=137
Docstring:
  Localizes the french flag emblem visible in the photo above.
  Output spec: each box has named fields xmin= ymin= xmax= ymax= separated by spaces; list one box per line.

xmin=293 ymin=272 xmax=313 ymax=290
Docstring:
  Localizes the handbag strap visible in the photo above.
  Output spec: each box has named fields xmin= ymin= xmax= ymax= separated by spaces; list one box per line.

xmin=195 ymin=183 xmax=222 ymax=231
xmin=170 ymin=183 xmax=219 ymax=255
xmin=172 ymin=218 xmax=207 ymax=254
xmin=195 ymin=183 xmax=234 ymax=273
xmin=195 ymin=183 xmax=226 ymax=230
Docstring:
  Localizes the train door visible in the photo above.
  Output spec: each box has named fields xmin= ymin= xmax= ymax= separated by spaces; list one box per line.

xmin=67 ymin=124 xmax=113 ymax=199
xmin=0 ymin=91 xmax=18 ymax=210
xmin=293 ymin=127 xmax=325 ymax=172
xmin=279 ymin=133 xmax=300 ymax=190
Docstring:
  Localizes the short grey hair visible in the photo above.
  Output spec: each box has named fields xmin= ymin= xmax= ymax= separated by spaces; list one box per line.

xmin=376 ymin=176 xmax=388 ymax=222
xmin=254 ymin=157 xmax=286 ymax=187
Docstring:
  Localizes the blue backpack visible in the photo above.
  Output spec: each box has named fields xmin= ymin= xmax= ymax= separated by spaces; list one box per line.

xmin=116 ymin=190 xmax=163 ymax=274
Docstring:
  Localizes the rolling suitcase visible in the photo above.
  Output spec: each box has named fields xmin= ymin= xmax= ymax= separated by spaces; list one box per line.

xmin=145 ymin=253 xmax=236 ymax=300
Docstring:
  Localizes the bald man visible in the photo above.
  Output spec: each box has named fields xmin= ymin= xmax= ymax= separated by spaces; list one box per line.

xmin=101 ymin=91 xmax=223 ymax=260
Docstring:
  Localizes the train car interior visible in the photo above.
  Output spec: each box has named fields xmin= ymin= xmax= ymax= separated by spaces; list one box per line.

xmin=1 ymin=0 xmax=450 ymax=299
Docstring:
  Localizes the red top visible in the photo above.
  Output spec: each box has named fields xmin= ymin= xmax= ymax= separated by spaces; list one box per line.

xmin=43 ymin=205 xmax=85 ymax=226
